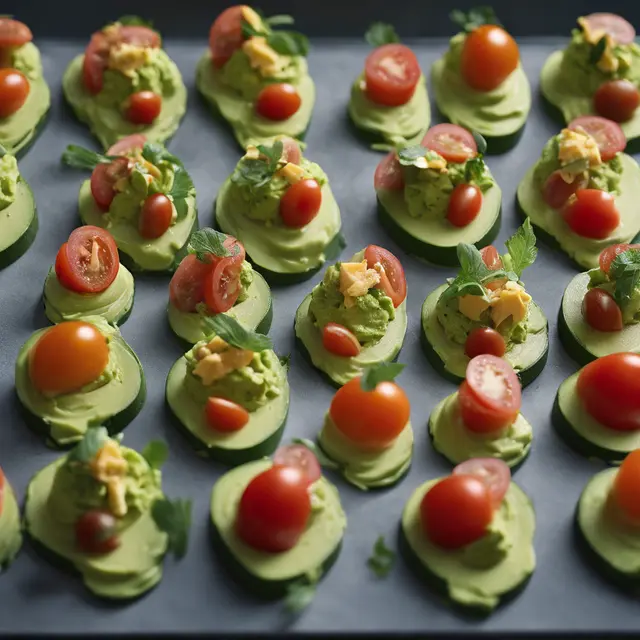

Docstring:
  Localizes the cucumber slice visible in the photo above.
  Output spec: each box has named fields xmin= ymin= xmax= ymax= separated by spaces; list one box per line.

xmin=0 ymin=482 xmax=22 ymax=571
xmin=0 ymin=179 xmax=37 ymax=269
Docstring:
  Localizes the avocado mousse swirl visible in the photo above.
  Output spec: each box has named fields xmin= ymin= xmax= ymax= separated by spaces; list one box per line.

xmin=24 ymin=428 xmax=192 ymax=599
xmin=0 ymin=468 xmax=22 ymax=570
xmin=0 ymin=153 xmax=20 ymax=212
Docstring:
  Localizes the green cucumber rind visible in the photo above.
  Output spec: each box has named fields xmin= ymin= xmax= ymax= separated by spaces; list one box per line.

xmin=10 ymin=108 xmax=50 ymax=159
xmin=557 ymin=301 xmax=597 ymax=367
xmin=0 ymin=198 xmax=38 ymax=270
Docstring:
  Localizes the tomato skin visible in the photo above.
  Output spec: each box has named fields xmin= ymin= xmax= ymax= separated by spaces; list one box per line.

xmin=458 ymin=381 xmax=513 ymax=434
xmin=205 ymin=397 xmax=249 ymax=432
xmin=330 ymin=377 xmax=410 ymax=451
xmin=542 ymin=170 xmax=588 ymax=209
xmin=420 ymin=475 xmax=493 ymax=549
xmin=256 ymin=83 xmax=301 ymax=121
xmin=203 ymin=256 xmax=243 ymax=313
xmin=90 ymin=157 xmax=130 ymax=210
xmin=169 ymin=254 xmax=211 ymax=312
xmin=562 ymin=189 xmax=620 ymax=239
xmin=279 ymin=179 xmax=322 ymax=228
xmin=75 ymin=510 xmax=120 ymax=554
xmin=612 ymin=449 xmax=640 ymax=524
xmin=273 ymin=445 xmax=322 ymax=486
xmin=453 ymin=458 xmax=511 ymax=509
xmin=364 ymin=244 xmax=407 ymax=308
xmin=235 ymin=465 xmax=311 ymax=553
xmin=461 ymin=25 xmax=519 ymax=92
xmin=577 ymin=353 xmax=640 ymax=431
xmin=582 ymin=288 xmax=623 ymax=332
xmin=126 ymin=91 xmax=162 ymax=125
xmin=422 ymin=124 xmax=477 ymax=163
xmin=107 ymin=134 xmax=147 ymax=157
xmin=480 ymin=245 xmax=503 ymax=270
xmin=594 ymin=80 xmax=640 ymax=123
xmin=568 ymin=116 xmax=626 ymax=161
xmin=374 ymin=151 xmax=404 ymax=191
xmin=599 ymin=243 xmax=640 ymax=274
xmin=139 ymin=193 xmax=173 ymax=239
xmin=0 ymin=68 xmax=29 ymax=118
xmin=364 ymin=44 xmax=421 ymax=107
xmin=447 ymin=184 xmax=482 ymax=227
xmin=209 ymin=5 xmax=245 ymax=68
xmin=280 ymin=136 xmax=301 ymax=165
xmin=0 ymin=19 xmax=33 ymax=49
xmin=583 ymin=13 xmax=636 ymax=45
xmin=465 ymin=327 xmax=506 ymax=359
xmin=322 ymin=323 xmax=361 ymax=357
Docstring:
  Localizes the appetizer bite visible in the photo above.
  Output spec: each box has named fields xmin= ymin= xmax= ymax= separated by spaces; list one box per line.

xmin=197 ymin=6 xmax=314 ymax=149
xmin=431 ymin=8 xmax=530 ymax=153
xmin=517 ymin=118 xmax=640 ymax=269
xmin=317 ymin=363 xmax=413 ymax=490
xmin=295 ymin=245 xmax=408 ymax=387
xmin=553 ymin=352 xmax=640 ymax=463
xmin=0 ymin=467 xmax=22 ymax=572
xmin=348 ymin=22 xmax=430 ymax=149
xmin=62 ymin=135 xmax=197 ymax=273
xmin=15 ymin=317 xmax=145 ymax=447
xmin=0 ymin=147 xmax=37 ymax=268
xmin=429 ymin=356 xmax=532 ymax=468
xmin=62 ymin=17 xmax=186 ymax=148
xmin=560 ymin=244 xmax=640 ymax=364
xmin=0 ymin=18 xmax=50 ymax=155
xmin=421 ymin=221 xmax=548 ymax=386
xmin=166 ymin=315 xmax=289 ymax=464
xmin=215 ymin=137 xmax=342 ymax=283
xmin=43 ymin=226 xmax=135 ymax=326
xmin=168 ymin=229 xmax=272 ymax=345
xmin=541 ymin=13 xmax=640 ymax=150
xmin=400 ymin=457 xmax=535 ymax=613
xmin=210 ymin=445 xmax=345 ymax=602
xmin=24 ymin=428 xmax=191 ymax=600
xmin=375 ymin=126 xmax=501 ymax=266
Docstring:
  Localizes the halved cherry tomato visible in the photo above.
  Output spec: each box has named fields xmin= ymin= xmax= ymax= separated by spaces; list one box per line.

xmin=465 ymin=327 xmax=506 ymax=359
xmin=420 ymin=474 xmax=493 ymax=549
xmin=75 ymin=510 xmax=120 ymax=554
xmin=453 ymin=458 xmax=511 ymax=509
xmin=0 ymin=466 xmax=4 ymax=516
xmin=126 ymin=91 xmax=162 ymax=125
xmin=119 ymin=26 xmax=161 ymax=48
xmin=577 ymin=353 xmax=640 ymax=431
xmin=364 ymin=244 xmax=407 ymax=308
xmin=594 ymin=80 xmax=640 ymax=123
xmin=205 ymin=397 xmax=249 ymax=432
xmin=542 ymin=170 xmax=588 ymax=209
xmin=562 ymin=189 xmax=620 ymax=239
xmin=599 ymin=243 xmax=640 ymax=274
xmin=322 ymin=323 xmax=361 ymax=357
xmin=364 ymin=43 xmax=420 ymax=107
xmin=235 ymin=465 xmax=311 ymax=552
xmin=0 ymin=68 xmax=29 ymax=118
xmin=0 ymin=18 xmax=32 ymax=49
xmin=209 ymin=5 xmax=246 ymax=68
xmin=90 ymin=157 xmax=131 ymax=210
xmin=203 ymin=247 xmax=245 ymax=313
xmin=612 ymin=449 xmax=640 ymax=525
xmin=461 ymin=25 xmax=519 ymax=92
xmin=280 ymin=179 xmax=322 ymax=228
xmin=169 ymin=254 xmax=211 ymax=312
xmin=29 ymin=321 xmax=110 ymax=396
xmin=107 ymin=133 xmax=147 ymax=157
xmin=256 ymin=83 xmax=301 ymax=121
xmin=480 ymin=245 xmax=503 ymax=270
xmin=459 ymin=355 xmax=522 ymax=434
xmin=55 ymin=227 xmax=119 ymax=294
xmin=374 ymin=151 xmax=404 ymax=191
xmin=568 ymin=116 xmax=626 ymax=161
xmin=139 ymin=193 xmax=173 ymax=239
xmin=583 ymin=13 xmax=636 ymax=45
xmin=582 ymin=288 xmax=623 ymax=332
xmin=280 ymin=136 xmax=301 ymax=165
xmin=447 ymin=184 xmax=482 ymax=227
xmin=422 ymin=124 xmax=477 ymax=164
xmin=330 ymin=376 xmax=410 ymax=451
xmin=273 ymin=445 xmax=322 ymax=486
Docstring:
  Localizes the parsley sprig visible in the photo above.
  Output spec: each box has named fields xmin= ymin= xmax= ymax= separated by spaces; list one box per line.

xmin=231 ymin=141 xmax=284 ymax=188
xmin=68 ymin=426 xmax=110 ymax=463
xmin=365 ymin=22 xmax=400 ymax=47
xmin=589 ymin=35 xmax=608 ymax=65
xmin=242 ymin=13 xmax=309 ymax=57
xmin=202 ymin=314 xmax=272 ymax=352
xmin=142 ymin=440 xmax=169 ymax=470
xmin=367 ymin=536 xmax=396 ymax=578
xmin=450 ymin=6 xmax=502 ymax=32
xmin=188 ymin=228 xmax=238 ymax=262
xmin=151 ymin=498 xmax=192 ymax=559
xmin=610 ymin=248 xmax=640 ymax=308
xmin=117 ymin=15 xmax=155 ymax=29
xmin=61 ymin=145 xmax=116 ymax=171
xmin=360 ymin=362 xmax=405 ymax=392
xmin=504 ymin=218 xmax=538 ymax=279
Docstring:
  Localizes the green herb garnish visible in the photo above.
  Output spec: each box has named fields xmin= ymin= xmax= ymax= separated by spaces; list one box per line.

xmin=291 ymin=438 xmax=339 ymax=469
xmin=141 ymin=143 xmax=181 ymax=168
xmin=151 ymin=498 xmax=192 ymax=559
xmin=284 ymin=579 xmax=316 ymax=613
xmin=117 ymin=15 xmax=154 ymax=29
xmin=202 ymin=314 xmax=272 ymax=352
xmin=367 ymin=535 xmax=396 ymax=578
xmin=610 ymin=248 xmax=640 ymax=307
xmin=365 ymin=22 xmax=400 ymax=47
xmin=68 ymin=426 xmax=110 ymax=463
xmin=504 ymin=218 xmax=538 ymax=279
xmin=397 ymin=145 xmax=429 ymax=166
xmin=360 ymin=362 xmax=405 ymax=392
xmin=242 ymin=15 xmax=309 ymax=57
xmin=464 ymin=156 xmax=487 ymax=183
xmin=279 ymin=354 xmax=292 ymax=370
xmin=61 ymin=145 xmax=115 ymax=171
xmin=142 ymin=440 xmax=169 ymax=470
xmin=168 ymin=167 xmax=195 ymax=202
xmin=231 ymin=140 xmax=284 ymax=188
xmin=472 ymin=131 xmax=488 ymax=155
xmin=188 ymin=228 xmax=237 ymax=262
xmin=450 ymin=6 xmax=502 ymax=32
xmin=265 ymin=15 xmax=295 ymax=27
xmin=589 ymin=35 xmax=608 ymax=65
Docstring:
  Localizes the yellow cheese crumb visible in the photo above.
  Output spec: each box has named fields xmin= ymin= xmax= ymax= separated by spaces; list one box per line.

xmin=490 ymin=281 xmax=532 ymax=328
xmin=278 ymin=162 xmax=306 ymax=184
xmin=243 ymin=145 xmax=260 ymax=160
xmin=577 ymin=17 xmax=620 ymax=74
xmin=242 ymin=36 xmax=284 ymax=77
xmin=193 ymin=337 xmax=254 ymax=385
xmin=241 ymin=6 xmax=264 ymax=31
xmin=414 ymin=152 xmax=448 ymax=173
xmin=458 ymin=294 xmax=491 ymax=322
xmin=90 ymin=440 xmax=129 ymax=518
xmin=108 ymin=43 xmax=153 ymax=76
xmin=339 ymin=260 xmax=380 ymax=308
xmin=557 ymin=126 xmax=601 ymax=176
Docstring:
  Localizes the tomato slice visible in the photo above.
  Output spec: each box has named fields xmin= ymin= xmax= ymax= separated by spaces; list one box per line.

xmin=453 ymin=458 xmax=511 ymax=508
xmin=280 ymin=136 xmax=301 ymax=165
xmin=374 ymin=151 xmax=404 ymax=191
xmin=119 ymin=25 xmax=161 ymax=48
xmin=169 ymin=254 xmax=211 ymax=312
xmin=203 ymin=241 xmax=245 ymax=313
xmin=599 ymin=243 xmax=640 ymax=274
xmin=364 ymin=244 xmax=407 ymax=307
xmin=568 ymin=116 xmax=626 ymax=161
xmin=273 ymin=445 xmax=322 ymax=486
xmin=583 ymin=13 xmax=636 ymax=45
xmin=322 ymin=323 xmax=361 ymax=357
xmin=542 ymin=170 xmax=588 ymax=209
xmin=480 ymin=245 xmax=503 ymax=270
xmin=90 ymin=157 xmax=130 ymax=210
xmin=107 ymin=133 xmax=147 ymax=157
xmin=205 ymin=397 xmax=249 ymax=432
xmin=0 ymin=466 xmax=4 ymax=516
xmin=209 ymin=5 xmax=245 ymax=68
xmin=422 ymin=124 xmax=477 ymax=164
xmin=582 ymin=288 xmax=623 ymax=332
xmin=364 ymin=43 xmax=421 ymax=107
xmin=0 ymin=18 xmax=32 ymax=48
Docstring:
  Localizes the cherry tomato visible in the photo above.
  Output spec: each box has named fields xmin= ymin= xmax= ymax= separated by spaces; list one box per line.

xmin=453 ymin=458 xmax=511 ymax=509
xmin=235 ymin=465 xmax=311 ymax=552
xmin=209 ymin=5 xmax=245 ymax=68
xmin=29 ymin=321 xmax=110 ymax=396
xmin=568 ymin=116 xmax=626 ymax=161
xmin=203 ymin=244 xmax=245 ymax=313
xmin=599 ymin=243 xmax=640 ymax=274
xmin=273 ymin=445 xmax=322 ymax=486
xmin=577 ymin=353 xmax=640 ymax=431
xmin=364 ymin=244 xmax=407 ymax=308
xmin=459 ymin=355 xmax=522 ymax=434
xmin=0 ymin=466 xmax=4 ymax=517
xmin=422 ymin=124 xmax=477 ymax=164
xmin=55 ymin=227 xmax=119 ymax=294
xmin=364 ymin=43 xmax=421 ymax=107
xmin=465 ymin=327 xmax=506 ymax=359
xmin=420 ymin=475 xmax=493 ymax=549
xmin=322 ymin=323 xmax=361 ymax=357
xmin=562 ymin=189 xmax=620 ymax=239
xmin=75 ymin=510 xmax=120 ymax=554
xmin=461 ymin=25 xmax=519 ymax=92
xmin=256 ymin=83 xmax=301 ymax=121
xmin=594 ymin=80 xmax=640 ymax=123
xmin=205 ymin=397 xmax=249 ymax=432
xmin=582 ymin=288 xmax=623 ymax=332
xmin=139 ymin=193 xmax=173 ymax=239
xmin=279 ymin=179 xmax=322 ymax=228
xmin=90 ymin=157 xmax=130 ymax=210
xmin=612 ymin=449 xmax=640 ymax=525
xmin=119 ymin=26 xmax=161 ymax=48
xmin=107 ymin=133 xmax=147 ymax=157
xmin=374 ymin=151 xmax=404 ymax=191
xmin=0 ymin=18 xmax=32 ymax=49
xmin=126 ymin=91 xmax=162 ymax=125
xmin=480 ymin=245 xmax=503 ymax=270
xmin=583 ymin=13 xmax=636 ymax=45
xmin=169 ymin=255 xmax=210 ymax=312
xmin=330 ymin=376 xmax=410 ymax=451
xmin=280 ymin=136 xmax=302 ymax=165
xmin=0 ymin=68 xmax=29 ymax=118
xmin=542 ymin=170 xmax=588 ymax=209
xmin=447 ymin=184 xmax=483 ymax=227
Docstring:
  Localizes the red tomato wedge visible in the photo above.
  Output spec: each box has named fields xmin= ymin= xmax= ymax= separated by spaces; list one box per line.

xmin=599 ymin=243 xmax=640 ymax=274
xmin=422 ymin=124 xmax=477 ymax=164
xmin=542 ymin=170 xmax=588 ymax=209
xmin=582 ymin=288 xmax=623 ymax=332
xmin=90 ymin=157 xmax=130 ymax=210
xmin=568 ymin=116 xmax=626 ymax=161
xmin=562 ymin=189 xmax=620 ymax=239
xmin=453 ymin=458 xmax=511 ymax=509
xmin=0 ymin=466 xmax=4 ymax=516
xmin=0 ymin=18 xmax=32 ymax=48
xmin=364 ymin=43 xmax=421 ymax=107
xmin=465 ymin=327 xmax=506 ymax=359
xmin=583 ymin=13 xmax=636 ymax=45
xmin=107 ymin=133 xmax=147 ymax=157
xmin=205 ymin=397 xmax=249 ymax=432
xmin=322 ymin=323 xmax=361 ymax=357
xmin=209 ymin=5 xmax=245 ymax=68
xmin=203 ymin=238 xmax=246 ymax=313
xmin=280 ymin=136 xmax=301 ymax=165
xmin=374 ymin=151 xmax=404 ymax=191
xmin=480 ymin=245 xmax=503 ymax=270
xmin=364 ymin=244 xmax=407 ymax=308
xmin=273 ymin=445 xmax=322 ymax=486
xmin=169 ymin=254 xmax=211 ymax=312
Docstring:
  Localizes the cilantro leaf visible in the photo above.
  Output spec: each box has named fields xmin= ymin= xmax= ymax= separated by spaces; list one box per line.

xmin=142 ymin=440 xmax=169 ymax=470
xmin=325 ymin=231 xmax=347 ymax=261
xmin=610 ymin=248 xmax=640 ymax=307
xmin=117 ymin=15 xmax=154 ymax=29
xmin=450 ymin=6 xmax=501 ymax=32
xmin=202 ymin=314 xmax=272 ymax=352
xmin=504 ymin=219 xmax=537 ymax=278
xmin=397 ymin=145 xmax=427 ymax=166
xmin=464 ymin=157 xmax=487 ymax=184
xmin=231 ymin=141 xmax=283 ymax=188
xmin=360 ymin=362 xmax=405 ymax=392
xmin=367 ymin=535 xmax=396 ymax=578
xmin=151 ymin=498 xmax=192 ymax=559
xmin=590 ymin=35 xmax=607 ymax=65
xmin=279 ymin=354 xmax=291 ymax=370
xmin=472 ymin=131 xmax=488 ymax=155
xmin=168 ymin=167 xmax=195 ymax=202
xmin=365 ymin=22 xmax=400 ymax=47
xmin=268 ymin=30 xmax=309 ymax=57
xmin=62 ymin=145 xmax=115 ymax=171
xmin=284 ymin=580 xmax=316 ymax=613
xmin=265 ymin=14 xmax=294 ymax=27
xmin=141 ymin=143 xmax=182 ymax=168
xmin=188 ymin=228 xmax=237 ymax=262
xmin=291 ymin=438 xmax=340 ymax=469
xmin=68 ymin=426 xmax=110 ymax=463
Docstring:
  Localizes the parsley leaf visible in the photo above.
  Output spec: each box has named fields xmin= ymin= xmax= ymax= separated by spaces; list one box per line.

xmin=360 ymin=362 xmax=405 ymax=392
xmin=168 ymin=167 xmax=195 ymax=202
xmin=472 ymin=131 xmax=488 ymax=155
xmin=62 ymin=145 xmax=115 ymax=171
xmin=397 ymin=145 xmax=427 ymax=166
xmin=504 ymin=219 xmax=537 ymax=278
xmin=231 ymin=141 xmax=284 ymax=188
xmin=241 ymin=17 xmax=309 ymax=57
xmin=141 ymin=143 xmax=182 ymax=168
xmin=68 ymin=426 xmax=110 ymax=463
xmin=151 ymin=498 xmax=192 ymax=559
xmin=464 ymin=157 xmax=487 ymax=184
xmin=284 ymin=580 xmax=316 ymax=613
xmin=291 ymin=438 xmax=340 ymax=469
xmin=265 ymin=14 xmax=294 ymax=27
xmin=590 ymin=35 xmax=608 ymax=65
xmin=365 ymin=22 xmax=400 ymax=47
xmin=450 ymin=6 xmax=501 ymax=32
xmin=202 ymin=314 xmax=272 ymax=352
xmin=367 ymin=536 xmax=396 ymax=578
xmin=142 ymin=440 xmax=169 ymax=470
xmin=610 ymin=248 xmax=640 ymax=307
xmin=188 ymin=228 xmax=237 ymax=262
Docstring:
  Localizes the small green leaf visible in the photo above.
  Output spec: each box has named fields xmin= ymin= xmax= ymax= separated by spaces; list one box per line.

xmin=367 ymin=535 xmax=396 ymax=578
xmin=284 ymin=580 xmax=316 ymax=613
xmin=117 ymin=15 xmax=154 ymax=29
xmin=464 ymin=157 xmax=486 ymax=184
xmin=590 ymin=35 xmax=608 ymax=65
xmin=610 ymin=248 xmax=640 ymax=307
xmin=152 ymin=498 xmax=192 ymax=559
xmin=504 ymin=219 xmax=538 ymax=278
xmin=257 ymin=140 xmax=284 ymax=170
xmin=397 ymin=145 xmax=427 ymax=166
xmin=61 ymin=145 xmax=115 ymax=171
xmin=279 ymin=354 xmax=291 ymax=370
xmin=188 ymin=228 xmax=237 ymax=262
xmin=365 ymin=22 xmax=400 ymax=47
xmin=231 ymin=141 xmax=283 ymax=188
xmin=141 ymin=142 xmax=182 ymax=168
xmin=241 ymin=19 xmax=261 ymax=39
xmin=360 ymin=362 xmax=405 ymax=392
xmin=142 ymin=440 xmax=169 ymax=470
xmin=267 ymin=30 xmax=309 ymax=57
xmin=168 ymin=167 xmax=195 ymax=202
xmin=68 ymin=426 xmax=110 ymax=463
xmin=291 ymin=438 xmax=340 ymax=470
xmin=0 ymin=144 xmax=7 ymax=158
xmin=266 ymin=14 xmax=295 ymax=27
xmin=202 ymin=314 xmax=273 ymax=352
xmin=472 ymin=131 xmax=488 ymax=155
xmin=325 ymin=232 xmax=347 ymax=261
xmin=450 ymin=6 xmax=501 ymax=31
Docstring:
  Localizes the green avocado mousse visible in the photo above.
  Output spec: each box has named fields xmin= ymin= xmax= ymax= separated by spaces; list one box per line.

xmin=375 ymin=125 xmax=501 ymax=266
xmin=15 ymin=317 xmax=145 ymax=447
xmin=62 ymin=17 xmax=186 ymax=149
xmin=210 ymin=444 xmax=345 ymax=603
xmin=429 ymin=355 xmax=532 ymax=468
xmin=0 ymin=18 xmax=50 ymax=156
xmin=431 ymin=8 xmax=530 ymax=154
xmin=62 ymin=135 xmax=197 ymax=273
xmin=553 ymin=352 xmax=640 ymax=463
xmin=295 ymin=245 xmax=408 ymax=387
xmin=560 ymin=244 xmax=640 ymax=365
xmin=24 ymin=427 xmax=192 ymax=600
xmin=197 ymin=5 xmax=314 ymax=149
xmin=166 ymin=314 xmax=289 ymax=465
xmin=421 ymin=221 xmax=548 ymax=387
xmin=400 ymin=457 xmax=535 ymax=613
xmin=43 ymin=226 xmax=135 ymax=326
xmin=348 ymin=22 xmax=430 ymax=149
xmin=0 ymin=467 xmax=22 ymax=571
xmin=168 ymin=228 xmax=272 ymax=345
xmin=215 ymin=137 xmax=342 ymax=283
xmin=0 ymin=148 xmax=37 ymax=269
xmin=517 ymin=118 xmax=640 ymax=270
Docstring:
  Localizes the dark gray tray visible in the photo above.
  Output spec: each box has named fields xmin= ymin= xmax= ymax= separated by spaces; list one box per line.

xmin=0 ymin=4 xmax=639 ymax=634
